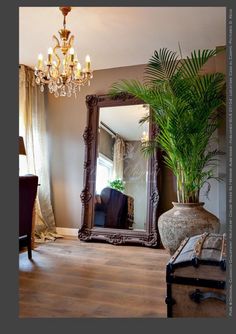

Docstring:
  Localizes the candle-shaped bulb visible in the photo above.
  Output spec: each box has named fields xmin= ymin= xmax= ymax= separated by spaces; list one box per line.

xmin=85 ymin=55 xmax=91 ymax=71
xmin=37 ymin=53 xmax=43 ymax=70
xmin=76 ymin=62 xmax=81 ymax=78
xmin=141 ymin=131 xmax=148 ymax=142
xmin=69 ymin=48 xmax=75 ymax=55
xmin=48 ymin=47 xmax=53 ymax=64
xmin=69 ymin=48 xmax=75 ymax=63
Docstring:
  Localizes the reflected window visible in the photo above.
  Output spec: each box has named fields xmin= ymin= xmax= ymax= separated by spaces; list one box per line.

xmin=96 ymin=154 xmax=113 ymax=194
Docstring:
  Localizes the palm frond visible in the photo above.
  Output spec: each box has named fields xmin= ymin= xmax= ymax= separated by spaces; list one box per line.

xmin=144 ymin=48 xmax=180 ymax=85
xmin=109 ymin=47 xmax=226 ymax=203
xmin=180 ymin=49 xmax=217 ymax=78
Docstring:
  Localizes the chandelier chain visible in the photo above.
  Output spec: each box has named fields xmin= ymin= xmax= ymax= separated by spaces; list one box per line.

xmin=63 ymin=14 xmax=66 ymax=29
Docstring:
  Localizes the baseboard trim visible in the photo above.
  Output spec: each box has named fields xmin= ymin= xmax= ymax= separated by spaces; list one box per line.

xmin=56 ymin=227 xmax=78 ymax=237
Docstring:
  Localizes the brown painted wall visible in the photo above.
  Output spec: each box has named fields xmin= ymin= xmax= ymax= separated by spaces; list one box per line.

xmin=46 ymin=51 xmax=226 ymax=232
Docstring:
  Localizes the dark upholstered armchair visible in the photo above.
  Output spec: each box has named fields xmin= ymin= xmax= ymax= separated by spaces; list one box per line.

xmin=94 ymin=187 xmax=130 ymax=229
xmin=19 ymin=175 xmax=38 ymax=259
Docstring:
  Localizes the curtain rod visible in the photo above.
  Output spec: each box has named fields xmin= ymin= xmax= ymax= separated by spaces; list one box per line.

xmin=100 ymin=121 xmax=116 ymax=137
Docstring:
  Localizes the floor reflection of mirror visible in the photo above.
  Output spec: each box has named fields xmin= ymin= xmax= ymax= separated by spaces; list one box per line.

xmin=94 ymin=104 xmax=149 ymax=230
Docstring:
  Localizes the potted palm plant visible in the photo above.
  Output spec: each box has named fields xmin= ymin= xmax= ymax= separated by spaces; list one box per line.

xmin=110 ymin=48 xmax=225 ymax=254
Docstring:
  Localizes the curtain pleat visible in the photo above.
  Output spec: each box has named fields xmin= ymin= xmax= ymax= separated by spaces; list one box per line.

xmin=19 ymin=65 xmax=62 ymax=242
xmin=113 ymin=135 xmax=125 ymax=180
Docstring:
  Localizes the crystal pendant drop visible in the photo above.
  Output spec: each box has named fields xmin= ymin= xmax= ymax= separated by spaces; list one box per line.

xmin=40 ymin=85 xmax=44 ymax=92
xmin=35 ymin=77 xmax=40 ymax=85
xmin=60 ymin=87 xmax=66 ymax=97
xmin=48 ymin=81 xmax=53 ymax=90
xmin=53 ymin=83 xmax=57 ymax=92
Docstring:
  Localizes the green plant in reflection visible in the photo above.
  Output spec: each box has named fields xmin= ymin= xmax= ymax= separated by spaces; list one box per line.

xmin=109 ymin=179 xmax=125 ymax=192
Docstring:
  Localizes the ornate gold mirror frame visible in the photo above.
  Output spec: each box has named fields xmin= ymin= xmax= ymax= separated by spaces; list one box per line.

xmin=79 ymin=93 xmax=161 ymax=247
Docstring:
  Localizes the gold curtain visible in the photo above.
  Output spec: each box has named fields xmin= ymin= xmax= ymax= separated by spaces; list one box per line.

xmin=19 ymin=65 xmax=61 ymax=242
xmin=113 ymin=135 xmax=125 ymax=180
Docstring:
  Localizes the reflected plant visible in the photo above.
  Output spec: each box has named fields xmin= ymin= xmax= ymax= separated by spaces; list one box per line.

xmin=109 ymin=179 xmax=125 ymax=192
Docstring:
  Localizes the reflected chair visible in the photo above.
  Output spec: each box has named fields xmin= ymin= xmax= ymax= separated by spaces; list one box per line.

xmin=94 ymin=187 xmax=130 ymax=229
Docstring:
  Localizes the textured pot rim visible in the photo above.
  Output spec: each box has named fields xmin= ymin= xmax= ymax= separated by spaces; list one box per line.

xmin=172 ymin=202 xmax=205 ymax=207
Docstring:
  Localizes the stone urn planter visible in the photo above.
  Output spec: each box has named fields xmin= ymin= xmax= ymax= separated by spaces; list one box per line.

xmin=158 ymin=202 xmax=220 ymax=255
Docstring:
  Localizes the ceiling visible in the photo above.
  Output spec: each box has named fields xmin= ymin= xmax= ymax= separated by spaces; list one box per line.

xmin=19 ymin=7 xmax=226 ymax=71
xmin=100 ymin=104 xmax=149 ymax=141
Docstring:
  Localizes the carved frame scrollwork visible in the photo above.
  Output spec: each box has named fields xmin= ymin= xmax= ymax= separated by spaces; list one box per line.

xmin=79 ymin=93 xmax=161 ymax=247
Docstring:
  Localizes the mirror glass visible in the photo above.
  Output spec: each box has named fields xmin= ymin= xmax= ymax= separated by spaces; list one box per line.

xmin=93 ymin=104 xmax=150 ymax=231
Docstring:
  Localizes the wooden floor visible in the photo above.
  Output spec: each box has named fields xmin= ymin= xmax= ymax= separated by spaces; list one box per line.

xmin=19 ymin=237 xmax=170 ymax=318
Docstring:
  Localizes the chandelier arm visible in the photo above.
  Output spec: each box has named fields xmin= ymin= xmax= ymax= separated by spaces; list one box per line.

xmin=68 ymin=35 xmax=74 ymax=48
xmin=53 ymin=47 xmax=61 ymax=69
xmin=56 ymin=76 xmax=64 ymax=87
xmin=48 ymin=65 xmax=57 ymax=79
xmin=39 ymin=76 xmax=51 ymax=85
xmin=72 ymin=74 xmax=91 ymax=86
xmin=52 ymin=35 xmax=61 ymax=69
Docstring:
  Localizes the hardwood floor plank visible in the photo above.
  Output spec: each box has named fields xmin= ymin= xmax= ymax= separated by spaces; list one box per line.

xmin=19 ymin=278 xmax=166 ymax=307
xmin=19 ymin=270 xmax=167 ymax=293
xmin=19 ymin=285 xmax=167 ymax=318
xmin=19 ymin=237 xmax=170 ymax=318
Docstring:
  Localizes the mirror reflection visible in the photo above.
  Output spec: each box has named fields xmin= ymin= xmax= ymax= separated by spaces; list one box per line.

xmin=94 ymin=104 xmax=149 ymax=230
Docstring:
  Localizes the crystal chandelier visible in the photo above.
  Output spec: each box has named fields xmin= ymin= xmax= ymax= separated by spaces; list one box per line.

xmin=34 ymin=7 xmax=93 ymax=98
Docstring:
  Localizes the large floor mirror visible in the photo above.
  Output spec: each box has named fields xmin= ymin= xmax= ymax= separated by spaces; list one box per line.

xmin=79 ymin=93 xmax=161 ymax=247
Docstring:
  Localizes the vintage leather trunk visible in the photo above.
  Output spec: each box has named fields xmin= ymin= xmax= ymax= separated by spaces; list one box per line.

xmin=166 ymin=232 xmax=226 ymax=318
